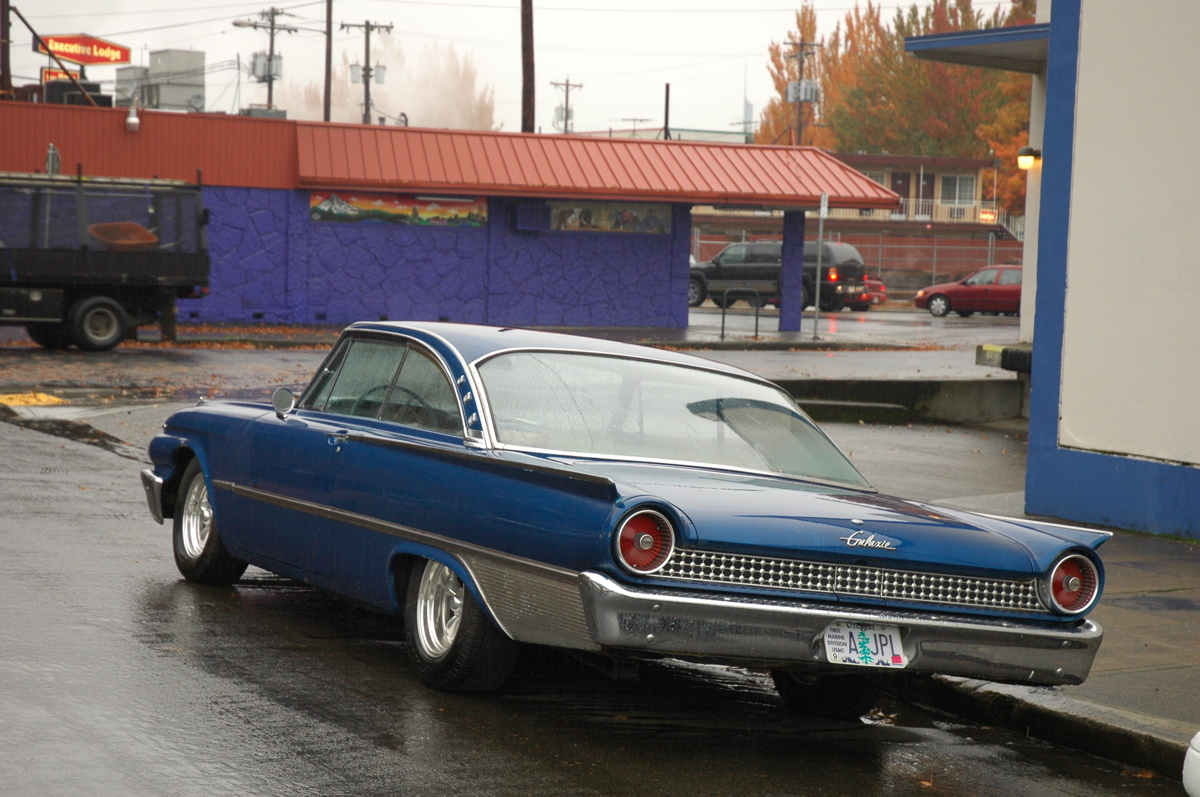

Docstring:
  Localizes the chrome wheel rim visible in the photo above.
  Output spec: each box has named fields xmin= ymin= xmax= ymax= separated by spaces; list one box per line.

xmin=687 ymin=281 xmax=701 ymax=304
xmin=180 ymin=475 xmax=212 ymax=559
xmin=929 ymin=296 xmax=949 ymax=316
xmin=415 ymin=562 xmax=463 ymax=660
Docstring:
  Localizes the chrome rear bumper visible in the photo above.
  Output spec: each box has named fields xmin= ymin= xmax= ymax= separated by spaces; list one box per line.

xmin=578 ymin=572 xmax=1102 ymax=686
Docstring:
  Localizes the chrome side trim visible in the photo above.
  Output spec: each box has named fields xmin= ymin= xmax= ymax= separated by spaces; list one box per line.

xmin=213 ymin=480 xmax=596 ymax=650
xmin=578 ymin=571 xmax=1102 ymax=685
xmin=460 ymin=554 xmax=597 ymax=651
xmin=141 ymin=468 xmax=164 ymax=524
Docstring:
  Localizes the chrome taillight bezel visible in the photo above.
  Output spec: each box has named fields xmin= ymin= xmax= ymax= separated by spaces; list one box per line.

xmin=614 ymin=509 xmax=675 ymax=575
xmin=1040 ymin=553 xmax=1100 ymax=615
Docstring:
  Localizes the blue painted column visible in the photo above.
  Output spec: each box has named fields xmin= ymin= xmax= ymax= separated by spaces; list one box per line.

xmin=779 ymin=210 xmax=807 ymax=332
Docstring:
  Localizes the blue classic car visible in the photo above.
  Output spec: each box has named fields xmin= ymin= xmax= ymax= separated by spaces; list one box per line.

xmin=141 ymin=322 xmax=1107 ymax=719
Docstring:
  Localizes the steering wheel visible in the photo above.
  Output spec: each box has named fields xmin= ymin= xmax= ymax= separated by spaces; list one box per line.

xmin=350 ymin=384 xmax=392 ymax=417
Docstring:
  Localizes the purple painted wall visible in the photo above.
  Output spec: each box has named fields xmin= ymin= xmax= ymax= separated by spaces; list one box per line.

xmin=179 ymin=188 xmax=690 ymax=329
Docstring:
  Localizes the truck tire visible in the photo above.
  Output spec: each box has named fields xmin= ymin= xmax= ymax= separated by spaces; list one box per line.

xmin=25 ymin=323 xmax=70 ymax=350
xmin=69 ymin=296 xmax=127 ymax=351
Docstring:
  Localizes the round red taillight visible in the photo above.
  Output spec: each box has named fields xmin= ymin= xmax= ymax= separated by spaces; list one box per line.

xmin=615 ymin=510 xmax=675 ymax=574
xmin=1043 ymin=554 xmax=1099 ymax=614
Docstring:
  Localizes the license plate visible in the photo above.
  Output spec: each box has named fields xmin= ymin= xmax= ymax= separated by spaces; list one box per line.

xmin=822 ymin=622 xmax=907 ymax=668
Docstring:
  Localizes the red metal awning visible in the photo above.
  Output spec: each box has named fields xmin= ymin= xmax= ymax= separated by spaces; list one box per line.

xmin=296 ymin=123 xmax=899 ymax=210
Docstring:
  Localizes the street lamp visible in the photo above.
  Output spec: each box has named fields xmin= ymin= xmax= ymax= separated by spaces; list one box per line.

xmin=1017 ymin=146 xmax=1042 ymax=171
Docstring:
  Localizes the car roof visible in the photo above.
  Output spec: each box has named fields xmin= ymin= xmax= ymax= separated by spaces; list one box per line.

xmin=345 ymin=321 xmax=766 ymax=381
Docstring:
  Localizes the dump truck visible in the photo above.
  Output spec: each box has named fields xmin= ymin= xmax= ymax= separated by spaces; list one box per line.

xmin=0 ymin=171 xmax=209 ymax=351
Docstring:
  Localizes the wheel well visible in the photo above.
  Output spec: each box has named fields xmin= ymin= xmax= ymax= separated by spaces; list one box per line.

xmin=160 ymin=447 xmax=198 ymax=520
xmin=391 ymin=553 xmax=418 ymax=613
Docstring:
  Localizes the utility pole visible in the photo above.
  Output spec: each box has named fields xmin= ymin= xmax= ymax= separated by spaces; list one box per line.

xmin=323 ymin=0 xmax=332 ymax=122
xmin=786 ymin=40 xmax=821 ymax=146
xmin=342 ymin=20 xmax=393 ymax=124
xmin=521 ymin=0 xmax=534 ymax=132
xmin=233 ymin=8 xmax=298 ymax=110
xmin=551 ymin=77 xmax=581 ymax=133
xmin=1 ymin=0 xmax=12 ymax=99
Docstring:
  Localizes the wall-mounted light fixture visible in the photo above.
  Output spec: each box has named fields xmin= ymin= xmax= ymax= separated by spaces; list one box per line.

xmin=1017 ymin=146 xmax=1041 ymax=170
xmin=125 ymin=103 xmax=140 ymax=133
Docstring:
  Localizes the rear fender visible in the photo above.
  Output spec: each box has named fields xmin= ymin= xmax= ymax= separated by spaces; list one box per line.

xmin=387 ymin=542 xmax=502 ymax=629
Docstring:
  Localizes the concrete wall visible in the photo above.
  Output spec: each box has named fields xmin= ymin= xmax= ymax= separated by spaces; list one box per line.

xmin=179 ymin=189 xmax=689 ymax=329
xmin=1025 ymin=0 xmax=1200 ymax=536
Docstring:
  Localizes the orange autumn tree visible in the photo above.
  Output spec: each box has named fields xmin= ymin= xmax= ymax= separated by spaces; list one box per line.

xmin=758 ymin=0 xmax=1035 ymax=214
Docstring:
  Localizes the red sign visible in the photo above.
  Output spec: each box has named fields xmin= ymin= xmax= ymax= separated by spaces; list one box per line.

xmin=35 ymin=34 xmax=131 ymax=66
xmin=979 ymin=208 xmax=998 ymax=223
xmin=41 ymin=66 xmax=82 ymax=84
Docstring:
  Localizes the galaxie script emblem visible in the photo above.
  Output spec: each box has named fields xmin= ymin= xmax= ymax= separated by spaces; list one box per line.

xmin=840 ymin=530 xmax=898 ymax=551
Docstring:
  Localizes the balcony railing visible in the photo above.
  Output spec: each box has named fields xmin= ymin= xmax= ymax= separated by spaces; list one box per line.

xmin=816 ymin=199 xmax=1024 ymax=240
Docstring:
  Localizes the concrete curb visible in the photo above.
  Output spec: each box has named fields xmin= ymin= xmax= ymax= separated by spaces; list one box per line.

xmin=895 ymin=675 xmax=1192 ymax=777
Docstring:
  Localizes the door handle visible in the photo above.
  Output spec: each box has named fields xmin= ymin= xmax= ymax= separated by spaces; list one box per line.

xmin=327 ymin=430 xmax=349 ymax=446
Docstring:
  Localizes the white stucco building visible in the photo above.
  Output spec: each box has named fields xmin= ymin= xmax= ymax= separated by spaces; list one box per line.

xmin=909 ymin=0 xmax=1199 ymax=537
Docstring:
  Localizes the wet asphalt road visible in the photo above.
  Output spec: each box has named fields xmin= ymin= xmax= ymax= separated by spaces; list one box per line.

xmin=0 ymin=328 xmax=1186 ymax=796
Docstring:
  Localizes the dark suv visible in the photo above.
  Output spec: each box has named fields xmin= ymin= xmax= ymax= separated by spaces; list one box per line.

xmin=688 ymin=240 xmax=869 ymax=311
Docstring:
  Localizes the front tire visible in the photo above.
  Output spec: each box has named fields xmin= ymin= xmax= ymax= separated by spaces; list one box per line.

xmin=926 ymin=294 xmax=951 ymax=317
xmin=771 ymin=670 xmax=884 ymax=721
xmin=173 ymin=459 xmax=248 ymax=585
xmin=69 ymin=296 xmax=127 ymax=351
xmin=687 ymin=278 xmax=706 ymax=307
xmin=404 ymin=558 xmax=519 ymax=692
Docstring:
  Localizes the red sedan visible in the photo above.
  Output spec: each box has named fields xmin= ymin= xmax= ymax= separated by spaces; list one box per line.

xmin=914 ymin=266 xmax=1022 ymax=317
xmin=849 ymin=276 xmax=887 ymax=311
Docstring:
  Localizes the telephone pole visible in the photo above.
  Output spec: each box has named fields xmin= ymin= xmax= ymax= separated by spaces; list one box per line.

xmin=342 ymin=20 xmax=393 ymax=124
xmin=551 ymin=77 xmax=582 ymax=133
xmin=233 ymin=8 xmax=298 ymax=110
xmin=520 ymin=0 xmax=534 ymax=132
xmin=786 ymin=40 xmax=821 ymax=146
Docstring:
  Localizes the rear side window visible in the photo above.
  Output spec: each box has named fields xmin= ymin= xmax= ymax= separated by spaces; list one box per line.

xmin=998 ymin=268 xmax=1022 ymax=285
xmin=750 ymin=242 xmax=781 ymax=263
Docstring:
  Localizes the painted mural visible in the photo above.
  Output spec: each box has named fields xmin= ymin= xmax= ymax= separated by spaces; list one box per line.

xmin=549 ymin=201 xmax=670 ymax=234
xmin=309 ymin=191 xmax=487 ymax=227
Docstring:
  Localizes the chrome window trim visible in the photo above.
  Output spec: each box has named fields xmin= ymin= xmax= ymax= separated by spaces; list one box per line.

xmin=305 ymin=329 xmax=475 ymax=441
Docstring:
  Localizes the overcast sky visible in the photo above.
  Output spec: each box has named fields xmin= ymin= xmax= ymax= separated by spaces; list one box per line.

xmin=13 ymin=0 xmax=1012 ymax=135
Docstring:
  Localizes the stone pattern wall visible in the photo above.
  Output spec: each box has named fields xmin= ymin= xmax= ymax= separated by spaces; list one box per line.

xmin=179 ymin=188 xmax=688 ymax=329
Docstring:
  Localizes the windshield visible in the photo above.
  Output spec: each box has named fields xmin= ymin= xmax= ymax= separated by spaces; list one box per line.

xmin=477 ymin=351 xmax=870 ymax=488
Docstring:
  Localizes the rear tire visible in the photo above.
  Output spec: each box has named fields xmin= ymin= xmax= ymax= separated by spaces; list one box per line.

xmin=687 ymin=278 xmax=706 ymax=307
xmin=173 ymin=459 xmax=248 ymax=585
xmin=955 ymin=310 xmax=975 ymax=318
xmin=404 ymin=558 xmax=519 ymax=692
xmin=819 ymin=295 xmax=844 ymax=312
xmin=709 ymin=294 xmax=731 ymax=309
xmin=772 ymin=670 xmax=884 ymax=721
xmin=25 ymin=323 xmax=70 ymax=349
xmin=69 ymin=296 xmax=127 ymax=351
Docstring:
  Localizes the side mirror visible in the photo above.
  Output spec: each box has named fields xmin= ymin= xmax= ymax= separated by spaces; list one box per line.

xmin=272 ymin=387 xmax=296 ymax=419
